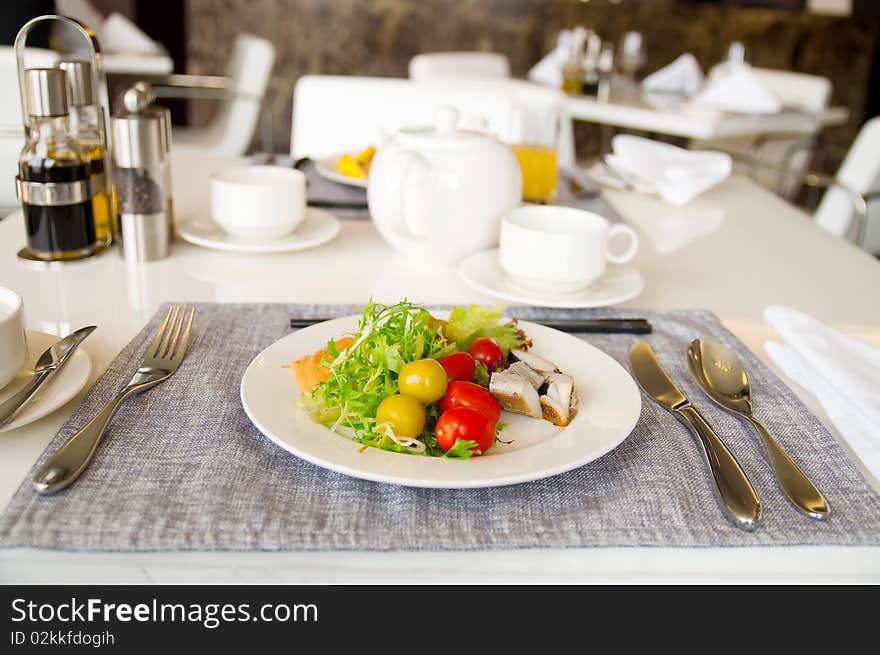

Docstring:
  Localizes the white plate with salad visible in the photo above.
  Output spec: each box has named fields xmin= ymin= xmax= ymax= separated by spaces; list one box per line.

xmin=240 ymin=302 xmax=641 ymax=488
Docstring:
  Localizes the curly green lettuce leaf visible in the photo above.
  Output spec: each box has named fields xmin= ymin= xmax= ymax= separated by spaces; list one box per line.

xmin=442 ymin=438 xmax=480 ymax=459
xmin=299 ymin=300 xmax=526 ymax=459
xmin=473 ymin=360 xmax=490 ymax=387
xmin=444 ymin=304 xmax=527 ymax=356
xmin=472 ymin=322 xmax=527 ymax=355
xmin=445 ymin=304 xmax=504 ymax=343
xmin=300 ymin=300 xmax=455 ymax=454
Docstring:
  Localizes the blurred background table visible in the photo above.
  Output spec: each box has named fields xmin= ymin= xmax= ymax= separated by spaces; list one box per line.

xmin=563 ymin=89 xmax=849 ymax=141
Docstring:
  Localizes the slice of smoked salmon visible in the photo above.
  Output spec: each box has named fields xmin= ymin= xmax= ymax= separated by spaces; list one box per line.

xmin=284 ymin=337 xmax=354 ymax=393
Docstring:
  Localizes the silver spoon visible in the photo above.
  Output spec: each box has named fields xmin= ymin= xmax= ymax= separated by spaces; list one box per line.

xmin=687 ymin=338 xmax=829 ymax=520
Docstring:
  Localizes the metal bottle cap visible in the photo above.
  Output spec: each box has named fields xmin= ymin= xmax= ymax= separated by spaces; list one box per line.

xmin=111 ymin=110 xmax=168 ymax=168
xmin=25 ymin=68 xmax=69 ymax=118
xmin=111 ymin=83 xmax=171 ymax=166
xmin=122 ymin=82 xmax=171 ymax=154
xmin=122 ymin=81 xmax=155 ymax=113
xmin=57 ymin=60 xmax=94 ymax=107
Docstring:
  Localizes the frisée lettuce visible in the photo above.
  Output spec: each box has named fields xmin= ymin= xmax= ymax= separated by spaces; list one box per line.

xmin=298 ymin=300 xmax=527 ymax=457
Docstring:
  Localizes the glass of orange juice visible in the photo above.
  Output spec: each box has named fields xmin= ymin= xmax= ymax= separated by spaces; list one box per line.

xmin=511 ymin=114 xmax=559 ymax=202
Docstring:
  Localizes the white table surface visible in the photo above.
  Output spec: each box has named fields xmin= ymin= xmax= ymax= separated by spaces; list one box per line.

xmin=563 ymin=85 xmax=849 ymax=140
xmin=1 ymin=155 xmax=878 ymax=583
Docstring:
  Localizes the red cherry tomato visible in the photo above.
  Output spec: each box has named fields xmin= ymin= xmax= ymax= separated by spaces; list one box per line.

xmin=438 ymin=352 xmax=476 ymax=383
xmin=467 ymin=337 xmax=504 ymax=372
xmin=438 ymin=381 xmax=501 ymax=424
xmin=434 ymin=408 xmax=496 ymax=455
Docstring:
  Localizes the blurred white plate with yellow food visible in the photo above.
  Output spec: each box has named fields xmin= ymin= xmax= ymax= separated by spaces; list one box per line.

xmin=315 ymin=146 xmax=376 ymax=189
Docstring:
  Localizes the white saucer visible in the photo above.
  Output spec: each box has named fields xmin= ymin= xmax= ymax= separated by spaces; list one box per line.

xmin=176 ymin=207 xmax=341 ymax=254
xmin=458 ymin=249 xmax=644 ymax=308
xmin=0 ymin=331 xmax=92 ymax=432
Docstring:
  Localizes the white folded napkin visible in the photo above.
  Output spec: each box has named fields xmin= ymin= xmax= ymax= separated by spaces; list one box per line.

xmin=603 ymin=135 xmax=732 ymax=206
xmin=764 ymin=305 xmax=880 ymax=479
xmin=99 ymin=13 xmax=162 ymax=55
xmin=641 ymin=54 xmax=705 ymax=97
xmin=691 ymin=64 xmax=782 ymax=114
xmin=528 ymin=30 xmax=571 ymax=88
xmin=56 ymin=0 xmax=105 ymax=32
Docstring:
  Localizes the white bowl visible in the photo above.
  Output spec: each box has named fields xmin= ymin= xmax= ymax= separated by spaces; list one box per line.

xmin=210 ymin=166 xmax=306 ymax=241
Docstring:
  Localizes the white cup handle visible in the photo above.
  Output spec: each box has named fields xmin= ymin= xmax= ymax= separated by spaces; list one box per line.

xmin=606 ymin=224 xmax=639 ymax=264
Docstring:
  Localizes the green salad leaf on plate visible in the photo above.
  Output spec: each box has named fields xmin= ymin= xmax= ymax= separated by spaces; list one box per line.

xmin=299 ymin=300 xmax=528 ymax=458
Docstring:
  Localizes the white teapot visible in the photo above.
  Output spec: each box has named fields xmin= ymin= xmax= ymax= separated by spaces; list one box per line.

xmin=367 ymin=107 xmax=522 ymax=261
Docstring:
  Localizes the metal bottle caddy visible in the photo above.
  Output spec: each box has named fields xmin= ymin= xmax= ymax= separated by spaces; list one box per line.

xmin=13 ymin=14 xmax=115 ymax=263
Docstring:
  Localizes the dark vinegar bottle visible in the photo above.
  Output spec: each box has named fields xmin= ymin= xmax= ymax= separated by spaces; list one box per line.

xmin=16 ymin=68 xmax=96 ymax=261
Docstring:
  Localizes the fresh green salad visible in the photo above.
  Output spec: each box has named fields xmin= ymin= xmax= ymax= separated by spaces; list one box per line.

xmin=298 ymin=300 xmax=528 ymax=458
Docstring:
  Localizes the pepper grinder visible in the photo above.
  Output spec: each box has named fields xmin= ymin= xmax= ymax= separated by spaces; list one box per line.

xmin=111 ymin=83 xmax=173 ymax=262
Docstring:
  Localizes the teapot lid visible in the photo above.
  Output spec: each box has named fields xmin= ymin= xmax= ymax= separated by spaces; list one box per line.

xmin=398 ymin=106 xmax=494 ymax=146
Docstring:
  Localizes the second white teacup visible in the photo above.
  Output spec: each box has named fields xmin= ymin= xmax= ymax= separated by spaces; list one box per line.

xmin=211 ymin=166 xmax=307 ymax=240
xmin=0 ymin=286 xmax=28 ymax=390
xmin=499 ymin=205 xmax=639 ymax=294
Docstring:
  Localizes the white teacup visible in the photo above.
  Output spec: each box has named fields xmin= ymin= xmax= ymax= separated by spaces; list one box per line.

xmin=499 ymin=205 xmax=639 ymax=294
xmin=211 ymin=166 xmax=307 ymax=240
xmin=0 ymin=287 xmax=28 ymax=389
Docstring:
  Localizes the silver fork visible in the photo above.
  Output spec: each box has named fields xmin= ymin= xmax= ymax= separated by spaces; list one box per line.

xmin=32 ymin=306 xmax=195 ymax=495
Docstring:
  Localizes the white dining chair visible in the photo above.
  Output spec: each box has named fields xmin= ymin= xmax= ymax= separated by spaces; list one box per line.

xmin=408 ymin=52 xmax=510 ymax=81
xmin=291 ymin=76 xmax=517 ymax=159
xmin=408 ymin=54 xmax=576 ymax=168
xmin=811 ymin=117 xmax=880 ymax=252
xmin=291 ymin=75 xmax=573 ymax=167
xmin=154 ymin=34 xmax=275 ymax=156
xmin=694 ymin=67 xmax=832 ymax=199
xmin=0 ymin=46 xmax=60 ymax=211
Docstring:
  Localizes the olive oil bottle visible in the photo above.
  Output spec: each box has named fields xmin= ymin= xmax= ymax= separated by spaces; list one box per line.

xmin=16 ymin=68 xmax=97 ymax=261
xmin=58 ymin=60 xmax=114 ymax=248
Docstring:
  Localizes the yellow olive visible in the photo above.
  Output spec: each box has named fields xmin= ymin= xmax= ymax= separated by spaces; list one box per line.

xmin=397 ymin=358 xmax=448 ymax=403
xmin=375 ymin=394 xmax=426 ymax=438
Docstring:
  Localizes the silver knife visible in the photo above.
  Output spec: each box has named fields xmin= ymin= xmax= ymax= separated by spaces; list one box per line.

xmin=629 ymin=341 xmax=762 ymax=531
xmin=0 ymin=326 xmax=96 ymax=429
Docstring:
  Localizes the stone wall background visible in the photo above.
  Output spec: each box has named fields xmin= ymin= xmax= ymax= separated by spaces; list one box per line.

xmin=184 ymin=0 xmax=879 ymax=168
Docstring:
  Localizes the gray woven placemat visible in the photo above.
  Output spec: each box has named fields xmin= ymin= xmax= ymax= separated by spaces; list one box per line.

xmin=1 ymin=303 xmax=878 ymax=552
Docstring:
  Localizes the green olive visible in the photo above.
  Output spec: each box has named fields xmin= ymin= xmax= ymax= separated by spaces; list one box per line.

xmin=375 ymin=394 xmax=426 ymax=438
xmin=398 ymin=358 xmax=449 ymax=403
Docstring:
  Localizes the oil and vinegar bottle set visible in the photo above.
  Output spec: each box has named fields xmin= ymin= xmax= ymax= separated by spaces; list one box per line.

xmin=13 ymin=15 xmax=172 ymax=263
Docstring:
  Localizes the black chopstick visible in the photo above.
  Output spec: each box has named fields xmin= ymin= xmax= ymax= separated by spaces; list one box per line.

xmin=307 ymin=200 xmax=368 ymax=209
xmin=529 ymin=318 xmax=652 ymax=334
xmin=289 ymin=317 xmax=651 ymax=334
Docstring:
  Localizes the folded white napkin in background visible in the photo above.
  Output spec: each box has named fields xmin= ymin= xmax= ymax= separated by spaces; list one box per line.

xmin=764 ymin=305 xmax=880 ymax=479
xmin=54 ymin=2 xmax=162 ymax=55
xmin=528 ymin=30 xmax=571 ymax=88
xmin=692 ymin=64 xmax=782 ymax=114
xmin=100 ymin=13 xmax=162 ymax=55
xmin=641 ymin=54 xmax=705 ymax=96
xmin=603 ymin=135 xmax=731 ymax=205
xmin=55 ymin=0 xmax=105 ymax=33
